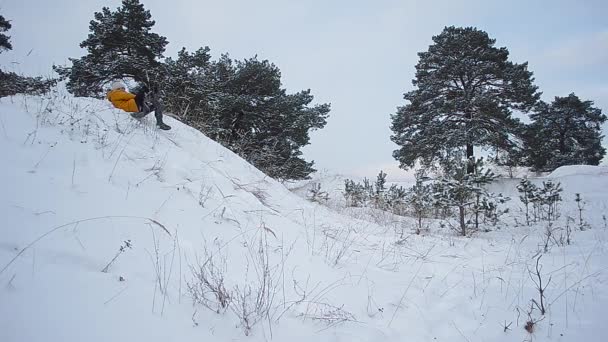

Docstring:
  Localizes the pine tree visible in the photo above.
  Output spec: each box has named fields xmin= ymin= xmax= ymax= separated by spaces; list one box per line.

xmin=525 ymin=94 xmax=606 ymax=171
xmin=202 ymin=56 xmax=330 ymax=180
xmin=160 ymin=49 xmax=330 ymax=180
xmin=373 ymin=170 xmax=388 ymax=209
xmin=517 ymin=178 xmax=538 ymax=225
xmin=407 ymin=170 xmax=433 ymax=233
xmin=434 ymin=158 xmax=498 ymax=235
xmin=391 ymin=26 xmax=540 ymax=173
xmin=160 ymin=47 xmax=213 ymax=121
xmin=56 ymin=0 xmax=168 ymax=97
xmin=0 ymin=14 xmax=12 ymax=52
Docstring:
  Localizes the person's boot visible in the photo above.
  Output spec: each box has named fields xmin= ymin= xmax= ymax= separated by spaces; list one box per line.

xmin=157 ymin=122 xmax=171 ymax=130
xmin=131 ymin=111 xmax=147 ymax=119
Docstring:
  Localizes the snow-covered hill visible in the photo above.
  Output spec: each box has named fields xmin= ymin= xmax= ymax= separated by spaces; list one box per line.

xmin=1 ymin=89 xmax=607 ymax=342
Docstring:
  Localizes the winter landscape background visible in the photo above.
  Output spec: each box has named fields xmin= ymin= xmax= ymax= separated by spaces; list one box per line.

xmin=1 ymin=1 xmax=607 ymax=341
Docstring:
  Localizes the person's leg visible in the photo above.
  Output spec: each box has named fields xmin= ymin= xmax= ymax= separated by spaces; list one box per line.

xmin=134 ymin=90 xmax=146 ymax=112
xmin=152 ymin=96 xmax=171 ymax=130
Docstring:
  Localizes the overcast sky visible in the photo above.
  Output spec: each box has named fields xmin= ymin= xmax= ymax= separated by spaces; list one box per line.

xmin=1 ymin=0 xmax=606 ymax=180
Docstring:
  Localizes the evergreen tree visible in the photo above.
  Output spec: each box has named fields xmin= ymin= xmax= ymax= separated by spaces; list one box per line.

xmin=56 ymin=0 xmax=168 ymax=97
xmin=208 ymin=56 xmax=330 ymax=180
xmin=373 ymin=170 xmax=388 ymax=208
xmin=160 ymin=47 xmax=213 ymax=122
xmin=434 ymin=158 xmax=498 ymax=235
xmin=161 ymin=51 xmax=330 ymax=180
xmin=391 ymin=26 xmax=540 ymax=173
xmin=0 ymin=14 xmax=12 ymax=52
xmin=517 ymin=178 xmax=538 ymax=225
xmin=525 ymin=94 xmax=606 ymax=171
xmin=406 ymin=170 xmax=433 ymax=233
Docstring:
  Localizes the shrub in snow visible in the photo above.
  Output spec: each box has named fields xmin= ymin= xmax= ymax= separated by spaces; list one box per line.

xmin=307 ymin=183 xmax=329 ymax=203
xmin=405 ymin=170 xmax=433 ymax=234
xmin=433 ymin=158 xmax=505 ymax=236
xmin=517 ymin=178 xmax=538 ymax=225
xmin=343 ymin=171 xmax=407 ymax=214
xmin=537 ymin=181 xmax=562 ymax=222
xmin=187 ymin=247 xmax=231 ymax=314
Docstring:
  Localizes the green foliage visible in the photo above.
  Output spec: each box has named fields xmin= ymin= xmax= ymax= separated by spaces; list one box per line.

xmin=406 ymin=170 xmax=434 ymax=233
xmin=307 ymin=183 xmax=329 ymax=203
xmin=391 ymin=26 xmax=539 ymax=170
xmin=55 ymin=0 xmax=168 ymax=97
xmin=525 ymin=94 xmax=606 ymax=172
xmin=343 ymin=171 xmax=407 ymax=212
xmin=517 ymin=178 xmax=537 ymax=225
xmin=538 ymin=181 xmax=562 ymax=222
xmin=186 ymin=56 xmax=330 ymax=180
xmin=434 ymin=158 xmax=504 ymax=235
xmin=516 ymin=179 xmax=563 ymax=223
xmin=0 ymin=70 xmax=57 ymax=98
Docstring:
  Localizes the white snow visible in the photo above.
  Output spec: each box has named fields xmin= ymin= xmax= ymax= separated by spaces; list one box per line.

xmin=1 ymin=88 xmax=608 ymax=341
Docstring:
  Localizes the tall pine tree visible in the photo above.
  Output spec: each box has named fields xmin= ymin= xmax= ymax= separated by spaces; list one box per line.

xmin=391 ymin=26 xmax=539 ymax=173
xmin=56 ymin=0 xmax=168 ymax=97
xmin=525 ymin=94 xmax=606 ymax=171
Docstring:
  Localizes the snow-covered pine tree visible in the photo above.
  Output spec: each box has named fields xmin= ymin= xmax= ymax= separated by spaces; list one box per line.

xmin=160 ymin=47 xmax=213 ymax=122
xmin=517 ymin=178 xmax=538 ymax=225
xmin=525 ymin=94 xmax=607 ymax=172
xmin=406 ymin=170 xmax=433 ymax=233
xmin=344 ymin=179 xmax=365 ymax=207
xmin=386 ymin=184 xmax=407 ymax=215
xmin=434 ymin=158 xmax=498 ymax=235
xmin=197 ymin=56 xmax=330 ymax=180
xmin=373 ymin=170 xmax=387 ymax=208
xmin=538 ymin=181 xmax=562 ymax=222
xmin=55 ymin=0 xmax=168 ymax=97
xmin=391 ymin=26 xmax=539 ymax=173
xmin=0 ymin=14 xmax=12 ymax=52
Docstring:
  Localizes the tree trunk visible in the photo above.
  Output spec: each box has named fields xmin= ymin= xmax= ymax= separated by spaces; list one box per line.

xmin=459 ymin=205 xmax=466 ymax=236
xmin=467 ymin=143 xmax=474 ymax=174
xmin=465 ymin=108 xmax=475 ymax=174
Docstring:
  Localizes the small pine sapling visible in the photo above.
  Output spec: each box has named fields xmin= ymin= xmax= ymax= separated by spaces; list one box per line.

xmin=373 ymin=170 xmax=387 ymax=209
xmin=406 ymin=170 xmax=433 ymax=234
xmin=517 ymin=178 xmax=538 ymax=225
xmin=308 ymin=182 xmax=329 ymax=203
xmin=538 ymin=181 xmax=563 ymax=221
xmin=434 ymin=158 xmax=497 ymax=236
xmin=385 ymin=184 xmax=407 ymax=215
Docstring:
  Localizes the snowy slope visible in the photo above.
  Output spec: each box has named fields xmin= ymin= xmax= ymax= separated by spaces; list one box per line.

xmin=1 ymin=89 xmax=608 ymax=342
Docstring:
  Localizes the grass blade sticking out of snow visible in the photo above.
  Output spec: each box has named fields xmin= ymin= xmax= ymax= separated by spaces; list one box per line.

xmin=0 ymin=215 xmax=171 ymax=276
